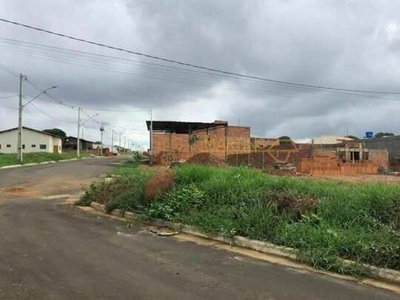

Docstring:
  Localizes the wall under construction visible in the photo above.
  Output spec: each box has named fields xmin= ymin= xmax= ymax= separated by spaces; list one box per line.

xmin=153 ymin=125 xmax=250 ymax=165
xmin=227 ymin=145 xmax=388 ymax=176
xmin=150 ymin=120 xmax=389 ymax=175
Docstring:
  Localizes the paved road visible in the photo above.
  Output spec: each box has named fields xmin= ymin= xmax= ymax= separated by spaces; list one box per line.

xmin=0 ymin=159 xmax=399 ymax=300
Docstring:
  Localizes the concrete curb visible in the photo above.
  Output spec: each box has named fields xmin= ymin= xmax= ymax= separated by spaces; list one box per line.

xmin=0 ymin=156 xmax=105 ymax=170
xmin=88 ymin=201 xmax=400 ymax=285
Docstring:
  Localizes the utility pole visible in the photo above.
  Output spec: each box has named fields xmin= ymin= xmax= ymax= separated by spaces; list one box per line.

xmin=149 ymin=109 xmax=153 ymax=166
xmin=111 ymin=129 xmax=114 ymax=154
xmin=16 ymin=76 xmax=56 ymax=163
xmin=124 ymin=137 xmax=126 ymax=155
xmin=77 ymin=107 xmax=81 ymax=158
xmin=100 ymin=123 xmax=104 ymax=156
xmin=17 ymin=74 xmax=25 ymax=163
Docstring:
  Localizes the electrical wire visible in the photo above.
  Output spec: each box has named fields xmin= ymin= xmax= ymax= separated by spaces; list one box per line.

xmin=3 ymin=43 xmax=400 ymax=105
xmin=3 ymin=39 xmax=400 ymax=106
xmin=0 ymin=94 xmax=17 ymax=98
xmin=1 ymin=18 xmax=399 ymax=95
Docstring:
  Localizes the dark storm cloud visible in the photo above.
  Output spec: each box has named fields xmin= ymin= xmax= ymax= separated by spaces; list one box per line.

xmin=1 ymin=0 xmax=400 ymax=142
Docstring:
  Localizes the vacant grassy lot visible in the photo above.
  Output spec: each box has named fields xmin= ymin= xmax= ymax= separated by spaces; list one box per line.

xmin=0 ymin=152 xmax=88 ymax=167
xmin=79 ymin=163 xmax=400 ymax=275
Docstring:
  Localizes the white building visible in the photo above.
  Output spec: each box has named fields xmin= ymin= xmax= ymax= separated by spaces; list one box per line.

xmin=312 ymin=135 xmax=354 ymax=145
xmin=0 ymin=127 xmax=63 ymax=154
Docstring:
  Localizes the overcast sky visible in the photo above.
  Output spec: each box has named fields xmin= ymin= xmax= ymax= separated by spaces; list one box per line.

xmin=1 ymin=0 xmax=400 ymax=147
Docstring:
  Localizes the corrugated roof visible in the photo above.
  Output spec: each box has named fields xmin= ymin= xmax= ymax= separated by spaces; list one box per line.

xmin=0 ymin=126 xmax=61 ymax=138
xmin=146 ymin=120 xmax=228 ymax=134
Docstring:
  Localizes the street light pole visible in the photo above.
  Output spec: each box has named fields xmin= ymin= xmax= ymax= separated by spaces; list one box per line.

xmin=111 ymin=129 xmax=114 ymax=154
xmin=77 ymin=107 xmax=81 ymax=158
xmin=100 ymin=123 xmax=104 ymax=156
xmin=149 ymin=109 xmax=153 ymax=166
xmin=16 ymin=76 xmax=57 ymax=163
xmin=17 ymin=74 xmax=25 ymax=163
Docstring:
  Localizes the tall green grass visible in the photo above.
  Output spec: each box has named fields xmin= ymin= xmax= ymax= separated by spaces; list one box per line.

xmin=150 ymin=165 xmax=400 ymax=273
xmin=78 ymin=163 xmax=400 ymax=274
xmin=77 ymin=160 xmax=155 ymax=213
xmin=0 ymin=152 xmax=88 ymax=167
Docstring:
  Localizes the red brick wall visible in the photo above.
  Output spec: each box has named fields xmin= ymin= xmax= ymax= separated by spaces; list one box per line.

xmin=153 ymin=133 xmax=190 ymax=164
xmin=152 ymin=125 xmax=251 ymax=165
xmin=226 ymin=126 xmax=251 ymax=155
xmin=296 ymin=159 xmax=377 ymax=176
xmin=251 ymin=137 xmax=278 ymax=150
xmin=191 ymin=126 xmax=227 ymax=159
xmin=369 ymin=149 xmax=389 ymax=169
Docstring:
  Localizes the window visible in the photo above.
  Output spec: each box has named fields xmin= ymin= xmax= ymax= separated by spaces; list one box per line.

xmin=40 ymin=144 xmax=46 ymax=150
xmin=31 ymin=144 xmax=36 ymax=148
xmin=6 ymin=144 xmax=11 ymax=148
xmin=350 ymin=151 xmax=360 ymax=161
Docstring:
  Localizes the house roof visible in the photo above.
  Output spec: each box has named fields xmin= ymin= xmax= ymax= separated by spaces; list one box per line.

xmin=63 ymin=136 xmax=94 ymax=143
xmin=312 ymin=135 xmax=354 ymax=145
xmin=0 ymin=126 xmax=61 ymax=138
xmin=146 ymin=120 xmax=228 ymax=134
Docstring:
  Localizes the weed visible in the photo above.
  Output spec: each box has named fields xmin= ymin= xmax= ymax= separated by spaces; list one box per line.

xmin=79 ymin=163 xmax=400 ymax=274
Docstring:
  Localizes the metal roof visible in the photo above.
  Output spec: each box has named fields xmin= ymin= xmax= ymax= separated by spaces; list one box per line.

xmin=64 ymin=136 xmax=95 ymax=144
xmin=146 ymin=120 xmax=228 ymax=134
xmin=0 ymin=126 xmax=61 ymax=138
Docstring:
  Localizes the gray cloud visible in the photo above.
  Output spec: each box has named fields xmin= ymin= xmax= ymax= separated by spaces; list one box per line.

xmin=1 ymin=0 xmax=400 ymax=146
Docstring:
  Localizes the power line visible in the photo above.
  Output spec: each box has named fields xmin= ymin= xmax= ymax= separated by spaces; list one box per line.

xmin=0 ymin=37 xmax=246 ymax=83
xmin=1 ymin=17 xmax=399 ymax=95
xmin=4 ymin=38 xmax=400 ymax=105
xmin=22 ymin=96 xmax=74 ymax=124
xmin=4 ymin=43 xmax=400 ymax=104
xmin=0 ymin=94 xmax=17 ymax=98
xmin=24 ymin=76 xmax=150 ymax=113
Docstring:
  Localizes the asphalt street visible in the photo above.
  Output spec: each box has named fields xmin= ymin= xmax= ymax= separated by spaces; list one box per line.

xmin=0 ymin=158 xmax=399 ymax=300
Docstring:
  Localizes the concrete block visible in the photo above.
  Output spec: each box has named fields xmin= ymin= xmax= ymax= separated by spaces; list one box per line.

xmin=110 ymin=209 xmax=124 ymax=217
xmin=124 ymin=211 xmax=135 ymax=219
xmin=90 ymin=202 xmax=106 ymax=212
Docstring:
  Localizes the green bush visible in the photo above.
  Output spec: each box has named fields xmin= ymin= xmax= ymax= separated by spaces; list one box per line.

xmin=147 ymin=184 xmax=206 ymax=221
xmin=76 ymin=164 xmax=154 ymax=212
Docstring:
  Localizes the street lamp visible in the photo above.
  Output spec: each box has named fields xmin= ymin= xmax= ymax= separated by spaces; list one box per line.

xmin=77 ymin=112 xmax=99 ymax=157
xmin=17 ymin=79 xmax=58 ymax=163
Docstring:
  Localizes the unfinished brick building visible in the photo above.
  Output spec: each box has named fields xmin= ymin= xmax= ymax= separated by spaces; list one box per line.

xmin=147 ymin=120 xmax=389 ymax=175
xmin=146 ymin=120 xmax=251 ymax=165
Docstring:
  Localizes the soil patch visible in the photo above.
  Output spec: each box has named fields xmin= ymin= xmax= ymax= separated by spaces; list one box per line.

xmin=4 ymin=187 xmax=25 ymax=193
xmin=268 ymin=192 xmax=317 ymax=221
xmin=186 ymin=153 xmax=229 ymax=167
xmin=144 ymin=168 xmax=175 ymax=202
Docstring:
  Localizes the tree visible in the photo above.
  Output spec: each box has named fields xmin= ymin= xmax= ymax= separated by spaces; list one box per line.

xmin=374 ymin=132 xmax=395 ymax=138
xmin=278 ymin=136 xmax=293 ymax=146
xmin=43 ymin=128 xmax=67 ymax=138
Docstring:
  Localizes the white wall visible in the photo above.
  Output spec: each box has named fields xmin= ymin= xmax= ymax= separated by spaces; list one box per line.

xmin=0 ymin=128 xmax=62 ymax=154
xmin=52 ymin=136 xmax=63 ymax=154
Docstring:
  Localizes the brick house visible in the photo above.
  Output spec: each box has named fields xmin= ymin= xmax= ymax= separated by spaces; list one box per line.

xmin=146 ymin=120 xmax=251 ymax=165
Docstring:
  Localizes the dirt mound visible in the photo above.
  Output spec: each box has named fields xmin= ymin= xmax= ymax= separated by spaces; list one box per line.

xmin=186 ymin=153 xmax=229 ymax=167
xmin=144 ymin=168 xmax=175 ymax=202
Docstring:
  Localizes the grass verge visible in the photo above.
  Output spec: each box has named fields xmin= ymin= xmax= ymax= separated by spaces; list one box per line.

xmin=0 ymin=152 xmax=89 ymax=167
xmin=78 ymin=163 xmax=400 ymax=276
xmin=77 ymin=160 xmax=155 ymax=213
